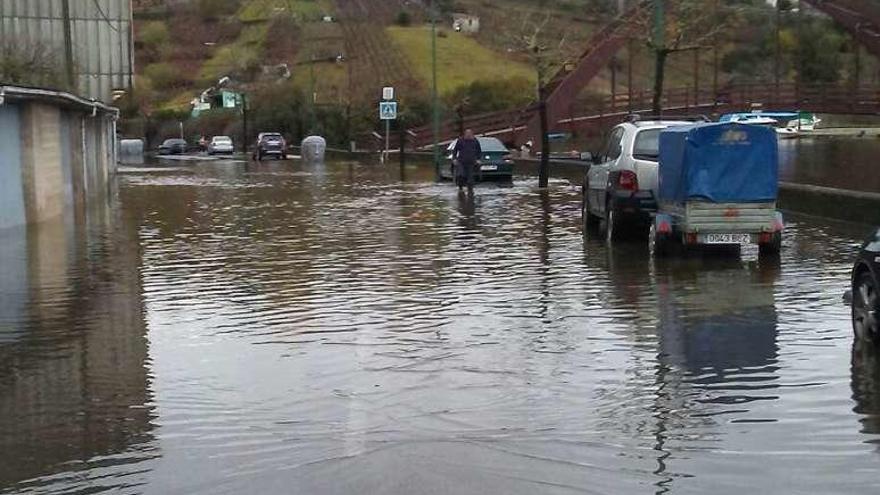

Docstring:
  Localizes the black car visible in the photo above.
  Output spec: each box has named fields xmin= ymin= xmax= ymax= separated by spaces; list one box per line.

xmin=852 ymin=228 xmax=880 ymax=342
xmin=253 ymin=132 xmax=287 ymax=161
xmin=157 ymin=138 xmax=187 ymax=155
xmin=440 ymin=137 xmax=514 ymax=182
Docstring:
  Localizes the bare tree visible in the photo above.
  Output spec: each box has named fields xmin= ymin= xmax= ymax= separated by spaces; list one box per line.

xmin=636 ymin=0 xmax=731 ymax=115
xmin=509 ymin=11 xmax=568 ymax=188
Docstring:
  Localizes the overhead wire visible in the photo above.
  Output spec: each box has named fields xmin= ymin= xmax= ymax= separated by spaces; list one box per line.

xmin=91 ymin=0 xmax=120 ymax=32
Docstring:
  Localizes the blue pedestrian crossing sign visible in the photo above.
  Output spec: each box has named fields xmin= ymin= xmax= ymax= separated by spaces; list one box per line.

xmin=379 ymin=101 xmax=398 ymax=120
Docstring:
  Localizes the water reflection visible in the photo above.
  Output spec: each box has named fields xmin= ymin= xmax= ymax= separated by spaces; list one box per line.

xmin=852 ymin=340 xmax=880 ymax=441
xmin=0 ymin=204 xmax=153 ymax=491
xmin=1 ymin=159 xmax=876 ymax=493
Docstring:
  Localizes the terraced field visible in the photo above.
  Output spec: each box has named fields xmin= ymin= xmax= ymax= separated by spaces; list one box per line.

xmin=333 ymin=0 xmax=421 ymax=101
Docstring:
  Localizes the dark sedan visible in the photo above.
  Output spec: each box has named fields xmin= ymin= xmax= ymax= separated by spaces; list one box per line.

xmin=441 ymin=137 xmax=514 ymax=182
xmin=157 ymin=138 xmax=187 ymax=155
xmin=853 ymin=228 xmax=880 ymax=342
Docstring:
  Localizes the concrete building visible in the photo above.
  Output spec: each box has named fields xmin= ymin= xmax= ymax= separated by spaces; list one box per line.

xmin=0 ymin=85 xmax=118 ymax=231
xmin=0 ymin=0 xmax=134 ymax=103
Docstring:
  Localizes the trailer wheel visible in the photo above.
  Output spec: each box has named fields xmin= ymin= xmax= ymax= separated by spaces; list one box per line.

xmin=759 ymin=233 xmax=782 ymax=257
xmin=649 ymin=223 xmax=671 ymax=257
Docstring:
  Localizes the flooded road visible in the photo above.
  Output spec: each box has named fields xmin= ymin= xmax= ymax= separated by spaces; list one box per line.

xmin=1 ymin=159 xmax=879 ymax=494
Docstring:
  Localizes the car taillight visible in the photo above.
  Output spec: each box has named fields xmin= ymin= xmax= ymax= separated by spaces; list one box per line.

xmin=618 ymin=170 xmax=638 ymax=192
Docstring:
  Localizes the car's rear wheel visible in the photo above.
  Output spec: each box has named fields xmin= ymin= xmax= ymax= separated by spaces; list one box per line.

xmin=853 ymin=271 xmax=880 ymax=343
xmin=582 ymin=191 xmax=599 ymax=233
xmin=602 ymin=202 xmax=623 ymax=243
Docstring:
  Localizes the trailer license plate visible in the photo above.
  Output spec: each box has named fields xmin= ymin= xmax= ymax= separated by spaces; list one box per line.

xmin=704 ymin=233 xmax=751 ymax=244
xmin=481 ymin=164 xmax=498 ymax=171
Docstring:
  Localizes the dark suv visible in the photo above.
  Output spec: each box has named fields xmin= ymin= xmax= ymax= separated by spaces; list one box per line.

xmin=253 ymin=133 xmax=287 ymax=161
xmin=853 ymin=228 xmax=880 ymax=342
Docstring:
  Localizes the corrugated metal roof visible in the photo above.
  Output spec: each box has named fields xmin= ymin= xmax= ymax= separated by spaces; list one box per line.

xmin=0 ymin=0 xmax=133 ymax=104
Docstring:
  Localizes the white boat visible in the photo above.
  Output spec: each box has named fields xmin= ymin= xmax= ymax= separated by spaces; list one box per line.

xmin=786 ymin=116 xmax=821 ymax=132
xmin=733 ymin=116 xmax=799 ymax=139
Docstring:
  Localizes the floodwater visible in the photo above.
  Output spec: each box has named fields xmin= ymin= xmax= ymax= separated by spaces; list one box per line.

xmin=779 ymin=136 xmax=880 ymax=192
xmin=1 ymin=157 xmax=879 ymax=494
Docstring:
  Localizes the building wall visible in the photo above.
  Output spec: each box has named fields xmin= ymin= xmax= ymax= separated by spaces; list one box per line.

xmin=0 ymin=0 xmax=133 ymax=103
xmin=0 ymin=98 xmax=116 ymax=231
xmin=0 ymin=106 xmax=26 ymax=230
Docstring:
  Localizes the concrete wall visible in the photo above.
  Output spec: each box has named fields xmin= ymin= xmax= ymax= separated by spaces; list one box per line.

xmin=0 ymin=97 xmax=116 ymax=231
xmin=0 ymin=0 xmax=133 ymax=103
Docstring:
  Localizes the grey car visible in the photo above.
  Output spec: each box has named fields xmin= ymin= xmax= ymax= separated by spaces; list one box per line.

xmin=583 ymin=120 xmax=691 ymax=241
xmin=208 ymin=136 xmax=234 ymax=155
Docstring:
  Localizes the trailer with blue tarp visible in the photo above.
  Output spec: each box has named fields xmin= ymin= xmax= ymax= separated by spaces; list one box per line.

xmin=649 ymin=122 xmax=784 ymax=256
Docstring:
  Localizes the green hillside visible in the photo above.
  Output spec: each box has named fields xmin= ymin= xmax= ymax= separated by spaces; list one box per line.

xmin=387 ymin=26 xmax=536 ymax=95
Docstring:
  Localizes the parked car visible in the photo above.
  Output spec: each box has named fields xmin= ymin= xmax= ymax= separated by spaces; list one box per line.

xmin=648 ymin=122 xmax=784 ymax=257
xmin=583 ymin=120 xmax=693 ymax=240
xmin=440 ymin=136 xmax=514 ymax=182
xmin=208 ymin=136 xmax=234 ymax=155
xmin=157 ymin=138 xmax=187 ymax=155
xmin=852 ymin=228 xmax=880 ymax=342
xmin=253 ymin=132 xmax=287 ymax=161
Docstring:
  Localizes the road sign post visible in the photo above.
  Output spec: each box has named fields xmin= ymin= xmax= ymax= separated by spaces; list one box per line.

xmin=379 ymin=101 xmax=398 ymax=163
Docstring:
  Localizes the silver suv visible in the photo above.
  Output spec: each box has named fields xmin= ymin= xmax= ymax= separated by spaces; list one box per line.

xmin=583 ymin=120 xmax=692 ymax=241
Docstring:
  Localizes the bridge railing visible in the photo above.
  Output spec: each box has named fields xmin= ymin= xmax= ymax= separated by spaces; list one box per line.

xmin=396 ymin=83 xmax=880 ymax=151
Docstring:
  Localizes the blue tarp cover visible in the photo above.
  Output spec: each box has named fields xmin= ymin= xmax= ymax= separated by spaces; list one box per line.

xmin=658 ymin=123 xmax=779 ymax=203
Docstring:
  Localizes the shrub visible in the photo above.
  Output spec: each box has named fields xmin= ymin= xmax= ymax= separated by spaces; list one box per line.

xmin=140 ymin=21 xmax=170 ymax=48
xmin=139 ymin=21 xmax=170 ymax=61
xmin=197 ymin=0 xmax=241 ymax=20
xmin=444 ymin=77 xmax=535 ymax=115
xmin=144 ymin=62 xmax=184 ymax=90
xmin=395 ymin=11 xmax=412 ymax=27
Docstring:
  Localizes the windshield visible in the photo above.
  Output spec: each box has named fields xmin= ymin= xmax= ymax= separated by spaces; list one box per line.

xmin=163 ymin=139 xmax=185 ymax=146
xmin=478 ymin=137 xmax=508 ymax=152
xmin=262 ymin=134 xmax=283 ymax=141
xmin=213 ymin=137 xmax=231 ymax=143
xmin=632 ymin=129 xmax=661 ymax=161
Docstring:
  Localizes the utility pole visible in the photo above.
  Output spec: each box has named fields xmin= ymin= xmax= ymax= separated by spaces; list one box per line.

xmin=242 ymin=93 xmax=249 ymax=155
xmin=62 ymin=0 xmax=76 ymax=90
xmin=627 ymin=40 xmax=634 ymax=112
xmin=431 ymin=0 xmax=440 ymax=177
xmin=774 ymin=1 xmax=781 ymax=91
xmin=712 ymin=0 xmax=719 ymax=101
xmin=693 ymin=48 xmax=699 ymax=105
xmin=309 ymin=54 xmax=317 ymax=134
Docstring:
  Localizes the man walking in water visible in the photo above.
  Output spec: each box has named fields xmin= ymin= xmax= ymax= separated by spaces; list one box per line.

xmin=453 ymin=129 xmax=482 ymax=193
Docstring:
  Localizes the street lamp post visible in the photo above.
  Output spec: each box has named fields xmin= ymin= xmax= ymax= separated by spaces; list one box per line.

xmin=431 ymin=0 xmax=440 ymax=176
xmin=242 ymin=92 xmax=249 ymax=155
